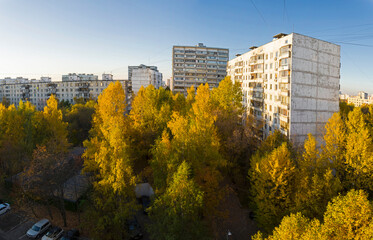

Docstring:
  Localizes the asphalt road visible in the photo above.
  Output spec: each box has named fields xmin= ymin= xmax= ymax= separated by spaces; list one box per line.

xmin=0 ymin=210 xmax=39 ymax=240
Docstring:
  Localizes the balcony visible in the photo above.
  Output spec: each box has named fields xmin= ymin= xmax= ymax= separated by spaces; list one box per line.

xmin=279 ymin=51 xmax=291 ymax=59
xmin=279 ymin=76 xmax=290 ymax=83
xmin=279 ymin=64 xmax=290 ymax=71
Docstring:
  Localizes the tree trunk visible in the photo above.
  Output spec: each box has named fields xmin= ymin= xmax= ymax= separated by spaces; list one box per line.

xmin=58 ymin=186 xmax=67 ymax=227
xmin=46 ymin=199 xmax=54 ymax=220
xmin=29 ymin=200 xmax=38 ymax=218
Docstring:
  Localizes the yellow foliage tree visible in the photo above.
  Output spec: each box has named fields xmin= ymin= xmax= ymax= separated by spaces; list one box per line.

xmin=345 ymin=108 xmax=373 ymax=192
xmin=249 ymin=142 xmax=296 ymax=231
xmin=253 ymin=189 xmax=373 ymax=240
xmin=83 ymin=81 xmax=137 ymax=239
xmin=294 ymin=134 xmax=342 ymax=219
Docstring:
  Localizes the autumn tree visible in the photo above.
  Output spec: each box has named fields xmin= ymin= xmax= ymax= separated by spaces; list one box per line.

xmin=252 ymin=213 xmax=324 ymax=240
xmin=83 ymin=81 xmax=137 ymax=239
xmin=322 ymin=189 xmax=373 ymax=239
xmin=344 ymin=108 xmax=373 ymax=193
xmin=211 ymin=77 xmax=254 ymax=183
xmin=21 ymin=145 xmax=77 ymax=226
xmin=249 ymin=142 xmax=296 ymax=231
xmin=321 ymin=113 xmax=347 ymax=179
xmin=253 ymin=189 xmax=373 ymax=240
xmin=129 ymin=86 xmax=174 ymax=172
xmin=293 ymin=134 xmax=342 ymax=219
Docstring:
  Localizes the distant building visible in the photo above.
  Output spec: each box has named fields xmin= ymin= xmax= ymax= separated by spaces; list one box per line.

xmin=348 ymin=91 xmax=373 ymax=107
xmin=166 ymin=78 xmax=172 ymax=89
xmin=128 ymin=64 xmax=162 ymax=94
xmin=0 ymin=75 xmax=131 ymax=111
xmin=62 ymin=73 xmax=98 ymax=82
xmin=102 ymin=73 xmax=113 ymax=80
xmin=227 ymin=33 xmax=341 ymax=144
xmin=172 ymin=43 xmax=229 ymax=94
xmin=339 ymin=92 xmax=349 ymax=102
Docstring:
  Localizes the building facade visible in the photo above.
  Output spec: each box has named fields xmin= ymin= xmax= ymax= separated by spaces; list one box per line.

xmin=227 ymin=33 xmax=341 ymax=144
xmin=172 ymin=43 xmax=229 ymax=94
xmin=0 ymin=74 xmax=131 ymax=111
xmin=62 ymin=73 xmax=98 ymax=82
xmin=128 ymin=64 xmax=162 ymax=94
xmin=347 ymin=91 xmax=373 ymax=107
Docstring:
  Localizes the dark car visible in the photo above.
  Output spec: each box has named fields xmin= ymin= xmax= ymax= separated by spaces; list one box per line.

xmin=127 ymin=217 xmax=143 ymax=240
xmin=141 ymin=196 xmax=151 ymax=215
xmin=60 ymin=229 xmax=80 ymax=240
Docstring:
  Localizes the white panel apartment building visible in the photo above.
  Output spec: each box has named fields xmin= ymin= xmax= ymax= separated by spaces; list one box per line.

xmin=348 ymin=91 xmax=373 ymax=107
xmin=172 ymin=43 xmax=229 ymax=94
xmin=128 ymin=64 xmax=162 ymax=94
xmin=227 ymin=33 xmax=340 ymax=144
xmin=0 ymin=73 xmax=131 ymax=110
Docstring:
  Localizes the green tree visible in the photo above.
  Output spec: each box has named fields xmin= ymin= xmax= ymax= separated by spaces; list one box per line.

xmin=148 ymin=161 xmax=208 ymax=240
xmin=64 ymin=100 xmax=95 ymax=146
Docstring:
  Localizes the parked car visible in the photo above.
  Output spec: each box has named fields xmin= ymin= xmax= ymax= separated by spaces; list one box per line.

xmin=60 ymin=229 xmax=80 ymax=240
xmin=141 ymin=196 xmax=150 ymax=215
xmin=41 ymin=226 xmax=63 ymax=240
xmin=26 ymin=219 xmax=51 ymax=239
xmin=127 ymin=217 xmax=143 ymax=240
xmin=0 ymin=203 xmax=10 ymax=215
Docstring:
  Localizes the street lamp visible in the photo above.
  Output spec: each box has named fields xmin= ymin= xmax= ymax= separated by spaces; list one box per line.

xmin=227 ymin=230 xmax=232 ymax=240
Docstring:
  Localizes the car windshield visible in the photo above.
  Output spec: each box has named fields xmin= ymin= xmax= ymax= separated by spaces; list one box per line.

xmin=46 ymin=231 xmax=54 ymax=237
xmin=31 ymin=225 xmax=40 ymax=231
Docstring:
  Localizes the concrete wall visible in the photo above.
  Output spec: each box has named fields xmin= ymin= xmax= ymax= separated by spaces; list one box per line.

xmin=290 ymin=33 xmax=340 ymax=144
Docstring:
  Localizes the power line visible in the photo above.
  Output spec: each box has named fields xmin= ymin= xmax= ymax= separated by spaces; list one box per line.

xmin=304 ymin=23 xmax=373 ymax=35
xmin=331 ymin=41 xmax=373 ymax=48
xmin=249 ymin=0 xmax=268 ymax=27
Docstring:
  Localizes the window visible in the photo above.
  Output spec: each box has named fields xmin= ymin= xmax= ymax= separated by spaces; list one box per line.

xmin=270 ymin=53 xmax=273 ymax=59
xmin=270 ymin=63 xmax=273 ymax=69
xmin=270 ymin=84 xmax=272 ymax=90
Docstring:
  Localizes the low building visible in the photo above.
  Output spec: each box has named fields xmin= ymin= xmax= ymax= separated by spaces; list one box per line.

xmin=347 ymin=91 xmax=373 ymax=107
xmin=0 ymin=75 xmax=131 ymax=110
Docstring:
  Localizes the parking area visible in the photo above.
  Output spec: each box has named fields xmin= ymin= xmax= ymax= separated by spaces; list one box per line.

xmin=0 ymin=210 xmax=34 ymax=240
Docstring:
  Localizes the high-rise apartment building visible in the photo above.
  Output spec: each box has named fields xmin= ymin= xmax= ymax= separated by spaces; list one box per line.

xmin=128 ymin=64 xmax=163 ymax=94
xmin=0 ymin=74 xmax=131 ymax=111
xmin=227 ymin=33 xmax=341 ymax=144
xmin=172 ymin=43 xmax=229 ymax=94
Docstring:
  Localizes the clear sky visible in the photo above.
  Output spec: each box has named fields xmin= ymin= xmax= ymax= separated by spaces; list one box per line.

xmin=0 ymin=0 xmax=373 ymax=95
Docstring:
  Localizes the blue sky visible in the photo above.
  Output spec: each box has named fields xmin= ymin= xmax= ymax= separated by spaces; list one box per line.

xmin=0 ymin=0 xmax=373 ymax=95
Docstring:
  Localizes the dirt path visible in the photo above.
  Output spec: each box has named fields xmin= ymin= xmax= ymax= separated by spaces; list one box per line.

xmin=212 ymin=185 xmax=258 ymax=240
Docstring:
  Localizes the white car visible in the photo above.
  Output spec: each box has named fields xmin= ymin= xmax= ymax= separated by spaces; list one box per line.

xmin=0 ymin=203 xmax=10 ymax=215
xmin=26 ymin=219 xmax=51 ymax=239
xmin=42 ymin=226 xmax=64 ymax=240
